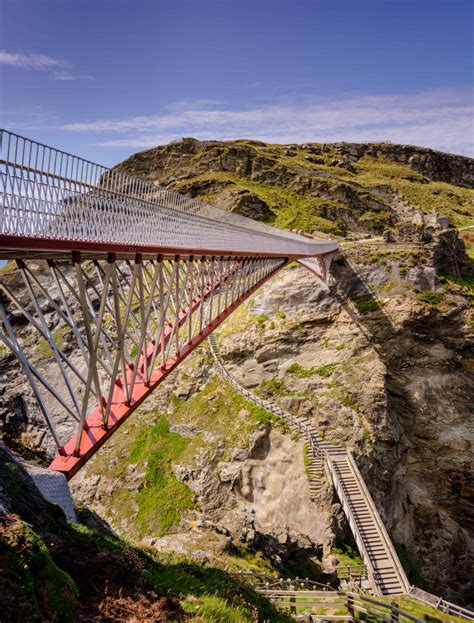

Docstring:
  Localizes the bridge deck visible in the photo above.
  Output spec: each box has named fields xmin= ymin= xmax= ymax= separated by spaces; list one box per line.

xmin=0 ymin=129 xmax=337 ymax=477
xmin=0 ymin=129 xmax=337 ymax=260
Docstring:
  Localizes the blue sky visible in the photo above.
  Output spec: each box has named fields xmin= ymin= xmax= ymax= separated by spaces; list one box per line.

xmin=0 ymin=0 xmax=473 ymax=166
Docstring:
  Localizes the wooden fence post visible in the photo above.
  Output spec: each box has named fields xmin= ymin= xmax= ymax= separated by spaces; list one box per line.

xmin=347 ymin=594 xmax=355 ymax=619
xmin=290 ymin=595 xmax=296 ymax=615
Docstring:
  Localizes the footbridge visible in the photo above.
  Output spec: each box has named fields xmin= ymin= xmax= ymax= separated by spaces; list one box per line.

xmin=0 ymin=129 xmax=337 ymax=478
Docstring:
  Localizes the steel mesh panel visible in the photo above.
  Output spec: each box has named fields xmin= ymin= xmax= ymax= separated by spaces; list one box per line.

xmin=0 ymin=129 xmax=337 ymax=257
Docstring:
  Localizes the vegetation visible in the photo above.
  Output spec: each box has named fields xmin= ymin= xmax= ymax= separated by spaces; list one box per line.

xmin=350 ymin=292 xmax=381 ymax=314
xmin=175 ymin=171 xmax=345 ymax=235
xmin=84 ymin=363 xmax=286 ymax=540
xmin=170 ymin=375 xmax=284 ymax=449
xmin=0 ymin=447 xmax=293 ymax=623
xmin=331 ymin=544 xmax=364 ymax=567
xmin=144 ymin=553 xmax=293 ymax=622
xmin=129 ymin=417 xmax=196 ymax=535
xmin=416 ymin=290 xmax=450 ymax=310
xmin=337 ymin=155 xmax=474 ymax=228
xmin=126 ymin=140 xmax=474 ymax=234
xmin=379 ymin=595 xmax=468 ymax=623
xmin=288 ymin=361 xmax=339 ymax=378
xmin=395 ymin=544 xmax=433 ymax=593
xmin=1 ymin=519 xmax=78 ymax=622
xmin=35 ymin=325 xmax=69 ymax=361
xmin=440 ymin=271 xmax=474 ymax=304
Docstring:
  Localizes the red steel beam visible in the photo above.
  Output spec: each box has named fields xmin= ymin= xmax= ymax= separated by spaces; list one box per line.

xmin=49 ymin=259 xmax=288 ymax=479
xmin=0 ymin=234 xmax=337 ymax=261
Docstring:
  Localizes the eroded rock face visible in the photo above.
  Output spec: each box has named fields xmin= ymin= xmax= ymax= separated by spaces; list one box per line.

xmin=113 ymin=139 xmax=474 ymax=236
xmin=217 ymin=261 xmax=473 ymax=605
xmin=216 ymin=188 xmax=275 ymax=220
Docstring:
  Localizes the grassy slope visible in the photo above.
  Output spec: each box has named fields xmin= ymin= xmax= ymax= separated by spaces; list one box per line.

xmin=83 ymin=344 xmax=284 ymax=547
xmin=0 ymin=447 xmax=292 ymax=623
xmin=121 ymin=139 xmax=474 ymax=231
xmin=175 ymin=170 xmax=346 ymax=235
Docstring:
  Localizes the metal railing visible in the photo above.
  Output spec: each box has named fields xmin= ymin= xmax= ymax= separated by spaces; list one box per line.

xmin=233 ymin=573 xmax=424 ymax=623
xmin=209 ymin=333 xmax=407 ymax=598
xmin=409 ymin=586 xmax=474 ymax=621
xmin=0 ymin=129 xmax=337 ymax=258
xmin=212 ymin=337 xmax=474 ymax=620
xmin=266 ymin=591 xmax=425 ymax=622
xmin=207 ymin=333 xmax=324 ymax=460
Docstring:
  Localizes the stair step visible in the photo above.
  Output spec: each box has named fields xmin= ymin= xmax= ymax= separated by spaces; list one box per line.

xmin=209 ymin=340 xmax=410 ymax=605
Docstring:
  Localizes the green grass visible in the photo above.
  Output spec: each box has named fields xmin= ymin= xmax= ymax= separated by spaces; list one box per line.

xmin=120 ymin=141 xmax=474 ymax=237
xmin=1 ymin=521 xmax=78 ymax=622
xmin=35 ymin=325 xmax=69 ymax=360
xmin=288 ymin=362 xmax=317 ymax=378
xmin=379 ymin=596 xmax=468 ymax=623
xmin=129 ymin=417 xmax=196 ymax=535
xmin=288 ymin=361 xmax=339 ymax=378
xmin=1 ymin=446 xmax=292 ymax=623
xmin=350 ymin=293 xmax=381 ymax=314
xmin=338 ymin=389 xmax=360 ymax=412
xmin=171 ymin=375 xmax=284 ymax=449
xmin=416 ymin=290 xmax=446 ymax=308
xmin=82 ymin=361 xmax=288 ymax=540
xmin=175 ymin=171 xmax=345 ymax=235
xmin=440 ymin=271 xmax=474 ymax=303
xmin=331 ymin=544 xmax=364 ymax=567
xmin=341 ymin=156 xmax=474 ymax=229
xmin=142 ymin=552 xmax=293 ymax=622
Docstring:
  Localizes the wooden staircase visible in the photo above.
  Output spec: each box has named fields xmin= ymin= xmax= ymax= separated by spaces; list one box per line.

xmin=327 ymin=453 xmax=408 ymax=595
xmin=207 ymin=333 xmax=410 ymax=596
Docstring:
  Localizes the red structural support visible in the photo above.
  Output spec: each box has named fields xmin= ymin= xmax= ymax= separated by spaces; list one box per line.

xmin=0 ymin=129 xmax=338 ymax=478
xmin=49 ymin=260 xmax=285 ymax=478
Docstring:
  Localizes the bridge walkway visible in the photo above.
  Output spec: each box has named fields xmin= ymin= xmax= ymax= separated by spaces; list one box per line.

xmin=207 ymin=333 xmax=409 ymax=596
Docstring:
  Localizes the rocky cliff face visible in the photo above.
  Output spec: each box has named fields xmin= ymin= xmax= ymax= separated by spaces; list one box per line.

xmin=115 ymin=139 xmax=474 ymax=234
xmin=1 ymin=139 xmax=473 ymax=608
xmin=210 ymin=252 xmax=474 ymax=604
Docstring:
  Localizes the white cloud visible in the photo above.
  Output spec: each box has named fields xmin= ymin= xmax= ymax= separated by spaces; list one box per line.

xmin=0 ymin=49 xmax=93 ymax=81
xmin=50 ymin=70 xmax=94 ymax=81
xmin=62 ymin=88 xmax=474 ymax=156
xmin=0 ymin=50 xmax=69 ymax=69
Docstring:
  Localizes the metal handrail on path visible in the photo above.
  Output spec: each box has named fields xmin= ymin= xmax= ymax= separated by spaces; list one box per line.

xmin=208 ymin=333 xmax=407 ymax=595
xmin=208 ymin=334 xmax=474 ymax=619
xmin=408 ymin=586 xmax=474 ymax=621
xmin=232 ymin=573 xmax=425 ymax=623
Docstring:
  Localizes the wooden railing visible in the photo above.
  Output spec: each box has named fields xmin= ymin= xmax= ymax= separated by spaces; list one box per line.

xmin=265 ymin=590 xmax=426 ymax=622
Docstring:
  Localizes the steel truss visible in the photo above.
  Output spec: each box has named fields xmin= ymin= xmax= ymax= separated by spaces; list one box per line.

xmin=0 ymin=253 xmax=285 ymax=477
xmin=0 ymin=129 xmax=338 ymax=477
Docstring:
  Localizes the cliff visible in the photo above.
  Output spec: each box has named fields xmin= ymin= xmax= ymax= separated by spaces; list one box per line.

xmin=114 ymin=139 xmax=474 ymax=235
xmin=1 ymin=139 xmax=473 ymax=613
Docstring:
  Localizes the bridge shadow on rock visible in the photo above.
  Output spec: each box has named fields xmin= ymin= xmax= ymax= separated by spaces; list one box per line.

xmin=326 ymin=253 xmax=474 ymax=604
xmin=329 ymin=253 xmax=396 ymax=354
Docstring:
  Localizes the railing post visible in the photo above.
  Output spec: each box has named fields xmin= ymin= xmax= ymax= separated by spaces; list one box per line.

xmin=347 ymin=594 xmax=355 ymax=620
xmin=390 ymin=601 xmax=399 ymax=622
xmin=289 ymin=595 xmax=296 ymax=615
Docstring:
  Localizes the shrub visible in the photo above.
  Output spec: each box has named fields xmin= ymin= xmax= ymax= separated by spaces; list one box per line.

xmin=416 ymin=291 xmax=444 ymax=307
xmin=350 ymin=293 xmax=381 ymax=314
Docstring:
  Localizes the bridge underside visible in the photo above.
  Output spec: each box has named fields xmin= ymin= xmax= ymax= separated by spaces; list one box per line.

xmin=0 ymin=129 xmax=337 ymax=477
xmin=1 ymin=253 xmax=290 ymax=477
